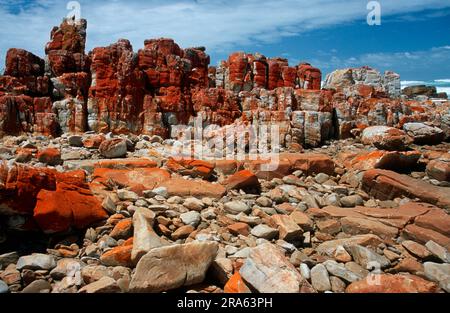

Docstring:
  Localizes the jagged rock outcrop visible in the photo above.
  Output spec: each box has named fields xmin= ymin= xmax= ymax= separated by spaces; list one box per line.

xmin=1 ymin=18 xmax=449 ymax=149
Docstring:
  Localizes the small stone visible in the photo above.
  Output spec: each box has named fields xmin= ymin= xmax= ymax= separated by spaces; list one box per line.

xmin=311 ymin=264 xmax=331 ymax=292
xmin=117 ymin=190 xmax=139 ymax=201
xmin=315 ymin=173 xmax=330 ymax=184
xmin=423 ymin=262 xmax=450 ymax=292
xmin=383 ymin=249 xmax=400 ymax=262
xmin=22 ymin=279 xmax=52 ymax=293
xmin=425 ymin=240 xmax=450 ymax=263
xmin=224 ymin=201 xmax=251 ymax=214
xmin=271 ymin=214 xmax=302 ymax=242
xmin=183 ymin=198 xmax=205 ymax=211
xmin=290 ymin=251 xmax=315 ymax=268
xmin=1 ymin=266 xmax=21 ymax=285
xmin=0 ymin=280 xmax=8 ymax=293
xmin=239 ymin=243 xmax=309 ymax=293
xmin=390 ymin=258 xmax=424 ymax=275
xmin=172 ymin=225 xmax=195 ymax=240
xmin=68 ymin=135 xmax=83 ymax=147
xmin=402 ymin=240 xmax=432 ymax=260
xmin=109 ymin=218 xmax=133 ymax=240
xmin=37 ymin=148 xmax=62 ymax=166
xmin=250 ymin=224 xmax=279 ymax=240
xmin=180 ymin=211 xmax=201 ymax=227
xmin=85 ymin=228 xmax=97 ymax=242
xmin=16 ymin=254 xmax=56 ymax=271
xmin=290 ymin=211 xmax=314 ymax=231
xmin=324 ymin=194 xmax=341 ymax=207
xmin=345 ymin=262 xmax=369 ymax=279
xmin=150 ymin=135 xmax=163 ymax=144
xmin=227 ymin=223 xmax=250 ymax=236
xmin=0 ymin=252 xmax=19 ymax=269
xmin=152 ymin=187 xmax=168 ymax=198
xmin=330 ymin=276 xmax=346 ymax=293
xmin=317 ymin=219 xmax=341 ymax=235
xmin=79 ymin=276 xmax=121 ymax=293
xmin=345 ymin=245 xmax=391 ymax=270
xmin=340 ymin=195 xmax=364 ymax=208
xmin=210 ymin=258 xmax=233 ymax=285
xmin=323 ymin=260 xmax=361 ymax=283
xmin=81 ymin=265 xmax=110 ymax=284
xmin=102 ymin=196 xmax=117 ymax=214
xmin=230 ymin=247 xmax=252 ymax=259
xmin=334 ymin=245 xmax=352 ymax=263
xmin=131 ymin=207 xmax=168 ymax=264
xmin=167 ymin=196 xmax=183 ymax=204
xmin=50 ymin=259 xmax=83 ymax=280
xmin=300 ymin=263 xmax=311 ymax=280
xmin=255 ymin=196 xmax=273 ymax=207
xmin=99 ymin=139 xmax=127 ymax=158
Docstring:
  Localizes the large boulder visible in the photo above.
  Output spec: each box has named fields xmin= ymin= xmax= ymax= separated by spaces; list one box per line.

xmin=129 ymin=242 xmax=218 ymax=293
xmin=403 ymin=123 xmax=445 ymax=145
xmin=34 ymin=178 xmax=108 ymax=233
xmin=99 ymin=139 xmax=128 ymax=158
xmin=361 ymin=126 xmax=413 ymax=151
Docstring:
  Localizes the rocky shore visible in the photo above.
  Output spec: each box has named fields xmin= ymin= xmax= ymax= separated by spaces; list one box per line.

xmin=0 ymin=18 xmax=449 ymax=294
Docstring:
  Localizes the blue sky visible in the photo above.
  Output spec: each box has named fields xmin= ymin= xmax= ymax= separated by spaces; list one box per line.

xmin=0 ymin=0 xmax=449 ymax=80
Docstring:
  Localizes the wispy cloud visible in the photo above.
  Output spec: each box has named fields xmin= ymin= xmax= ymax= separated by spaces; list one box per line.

xmin=0 ymin=0 xmax=449 ymax=72
xmin=311 ymin=45 xmax=450 ymax=79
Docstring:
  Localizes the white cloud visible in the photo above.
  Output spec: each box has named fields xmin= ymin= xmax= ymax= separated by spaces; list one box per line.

xmin=311 ymin=45 xmax=450 ymax=79
xmin=0 ymin=0 xmax=449 ymax=70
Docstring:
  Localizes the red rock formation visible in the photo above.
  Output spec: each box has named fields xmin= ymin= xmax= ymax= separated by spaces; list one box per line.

xmin=88 ymin=39 xmax=145 ymax=133
xmin=297 ymin=63 xmax=322 ymax=90
xmin=1 ymin=17 xmax=448 ymax=149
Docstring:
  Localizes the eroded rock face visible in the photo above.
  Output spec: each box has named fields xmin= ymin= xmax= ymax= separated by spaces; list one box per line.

xmin=361 ymin=126 xmax=413 ymax=151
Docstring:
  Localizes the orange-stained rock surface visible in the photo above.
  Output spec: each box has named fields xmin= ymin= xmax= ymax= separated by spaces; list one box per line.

xmin=166 ymin=158 xmax=215 ymax=179
xmin=363 ymin=169 xmax=450 ymax=210
xmin=346 ymin=274 xmax=439 ymax=293
xmin=224 ymin=272 xmax=252 ymax=293
xmin=223 ymin=170 xmax=260 ymax=191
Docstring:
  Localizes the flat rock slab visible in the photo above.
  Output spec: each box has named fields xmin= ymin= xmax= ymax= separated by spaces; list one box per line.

xmin=161 ymin=178 xmax=226 ymax=199
xmin=363 ymin=169 xmax=450 ymax=210
xmin=316 ymin=234 xmax=383 ymax=257
xmin=129 ymin=242 xmax=218 ymax=293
